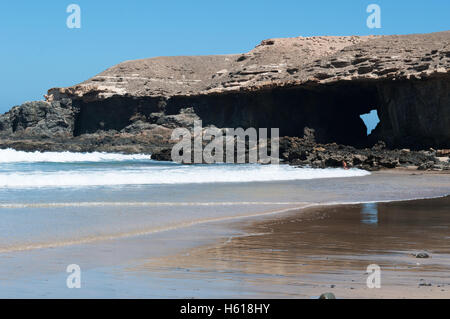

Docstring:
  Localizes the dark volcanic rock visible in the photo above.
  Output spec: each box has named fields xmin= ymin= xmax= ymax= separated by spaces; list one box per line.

xmin=0 ymin=100 xmax=75 ymax=138
xmin=151 ymin=147 xmax=172 ymax=161
xmin=278 ymin=134 xmax=448 ymax=171
xmin=370 ymin=77 xmax=450 ymax=149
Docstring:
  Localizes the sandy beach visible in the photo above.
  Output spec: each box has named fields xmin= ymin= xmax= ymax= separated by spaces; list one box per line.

xmin=0 ymin=169 xmax=449 ymax=298
xmin=133 ymin=194 xmax=450 ymax=298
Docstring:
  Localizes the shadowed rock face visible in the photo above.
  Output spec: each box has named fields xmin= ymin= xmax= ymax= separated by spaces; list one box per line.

xmin=372 ymin=76 xmax=450 ymax=148
xmin=68 ymin=82 xmax=376 ymax=147
xmin=0 ymin=31 xmax=449 ymax=153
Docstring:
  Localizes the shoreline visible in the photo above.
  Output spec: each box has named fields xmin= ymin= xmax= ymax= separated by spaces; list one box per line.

xmin=1 ymin=171 xmax=449 ymax=255
xmin=0 ymin=170 xmax=449 ymax=297
xmin=0 ymin=171 xmax=449 ymax=250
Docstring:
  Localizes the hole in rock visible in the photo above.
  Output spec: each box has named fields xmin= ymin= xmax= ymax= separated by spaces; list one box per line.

xmin=360 ymin=109 xmax=380 ymax=136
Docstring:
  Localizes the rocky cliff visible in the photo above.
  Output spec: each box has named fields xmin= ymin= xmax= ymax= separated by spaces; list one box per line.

xmin=0 ymin=31 xmax=449 ymax=167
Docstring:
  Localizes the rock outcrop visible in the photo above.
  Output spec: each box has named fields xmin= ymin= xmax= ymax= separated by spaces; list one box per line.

xmin=0 ymin=31 xmax=449 ymax=168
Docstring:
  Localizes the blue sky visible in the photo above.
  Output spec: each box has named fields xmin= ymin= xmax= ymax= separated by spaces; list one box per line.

xmin=1 ymin=0 xmax=449 ymax=130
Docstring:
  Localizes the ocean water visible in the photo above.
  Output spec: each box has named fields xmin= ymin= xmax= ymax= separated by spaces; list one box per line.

xmin=0 ymin=148 xmax=370 ymax=188
xmin=0 ymin=148 xmax=370 ymax=251
xmin=0 ymin=148 xmax=449 ymax=297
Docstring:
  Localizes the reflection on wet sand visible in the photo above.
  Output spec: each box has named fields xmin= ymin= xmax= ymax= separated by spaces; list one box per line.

xmin=135 ymin=196 xmax=450 ymax=298
xmin=361 ymin=203 xmax=378 ymax=225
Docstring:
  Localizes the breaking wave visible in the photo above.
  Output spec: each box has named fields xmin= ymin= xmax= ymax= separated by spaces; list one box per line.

xmin=0 ymin=165 xmax=369 ymax=188
xmin=0 ymin=149 xmax=370 ymax=188
xmin=0 ymin=148 xmax=150 ymax=163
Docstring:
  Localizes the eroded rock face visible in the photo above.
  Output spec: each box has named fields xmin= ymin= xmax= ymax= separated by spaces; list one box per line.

xmin=372 ymin=76 xmax=450 ymax=148
xmin=0 ymin=100 xmax=76 ymax=138
xmin=0 ymin=31 xmax=449 ymax=160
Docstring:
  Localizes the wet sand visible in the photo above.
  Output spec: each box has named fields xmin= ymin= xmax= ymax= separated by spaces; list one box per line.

xmin=135 ymin=196 xmax=450 ymax=298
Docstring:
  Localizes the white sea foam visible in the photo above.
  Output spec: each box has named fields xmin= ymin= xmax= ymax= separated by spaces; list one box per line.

xmin=0 ymin=201 xmax=309 ymax=209
xmin=0 ymin=149 xmax=370 ymax=188
xmin=0 ymin=148 xmax=150 ymax=163
xmin=0 ymin=165 xmax=369 ymax=188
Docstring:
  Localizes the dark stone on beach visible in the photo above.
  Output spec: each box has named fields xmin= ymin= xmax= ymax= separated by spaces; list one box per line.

xmin=419 ymin=279 xmax=432 ymax=287
xmin=319 ymin=292 xmax=336 ymax=299
xmin=418 ymin=161 xmax=435 ymax=170
xmin=415 ymin=252 xmax=430 ymax=258
xmin=151 ymin=147 xmax=173 ymax=161
xmin=277 ymin=136 xmax=449 ymax=170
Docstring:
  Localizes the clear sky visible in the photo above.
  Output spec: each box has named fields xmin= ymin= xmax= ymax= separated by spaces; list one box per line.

xmin=1 ymin=0 xmax=449 ymax=120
